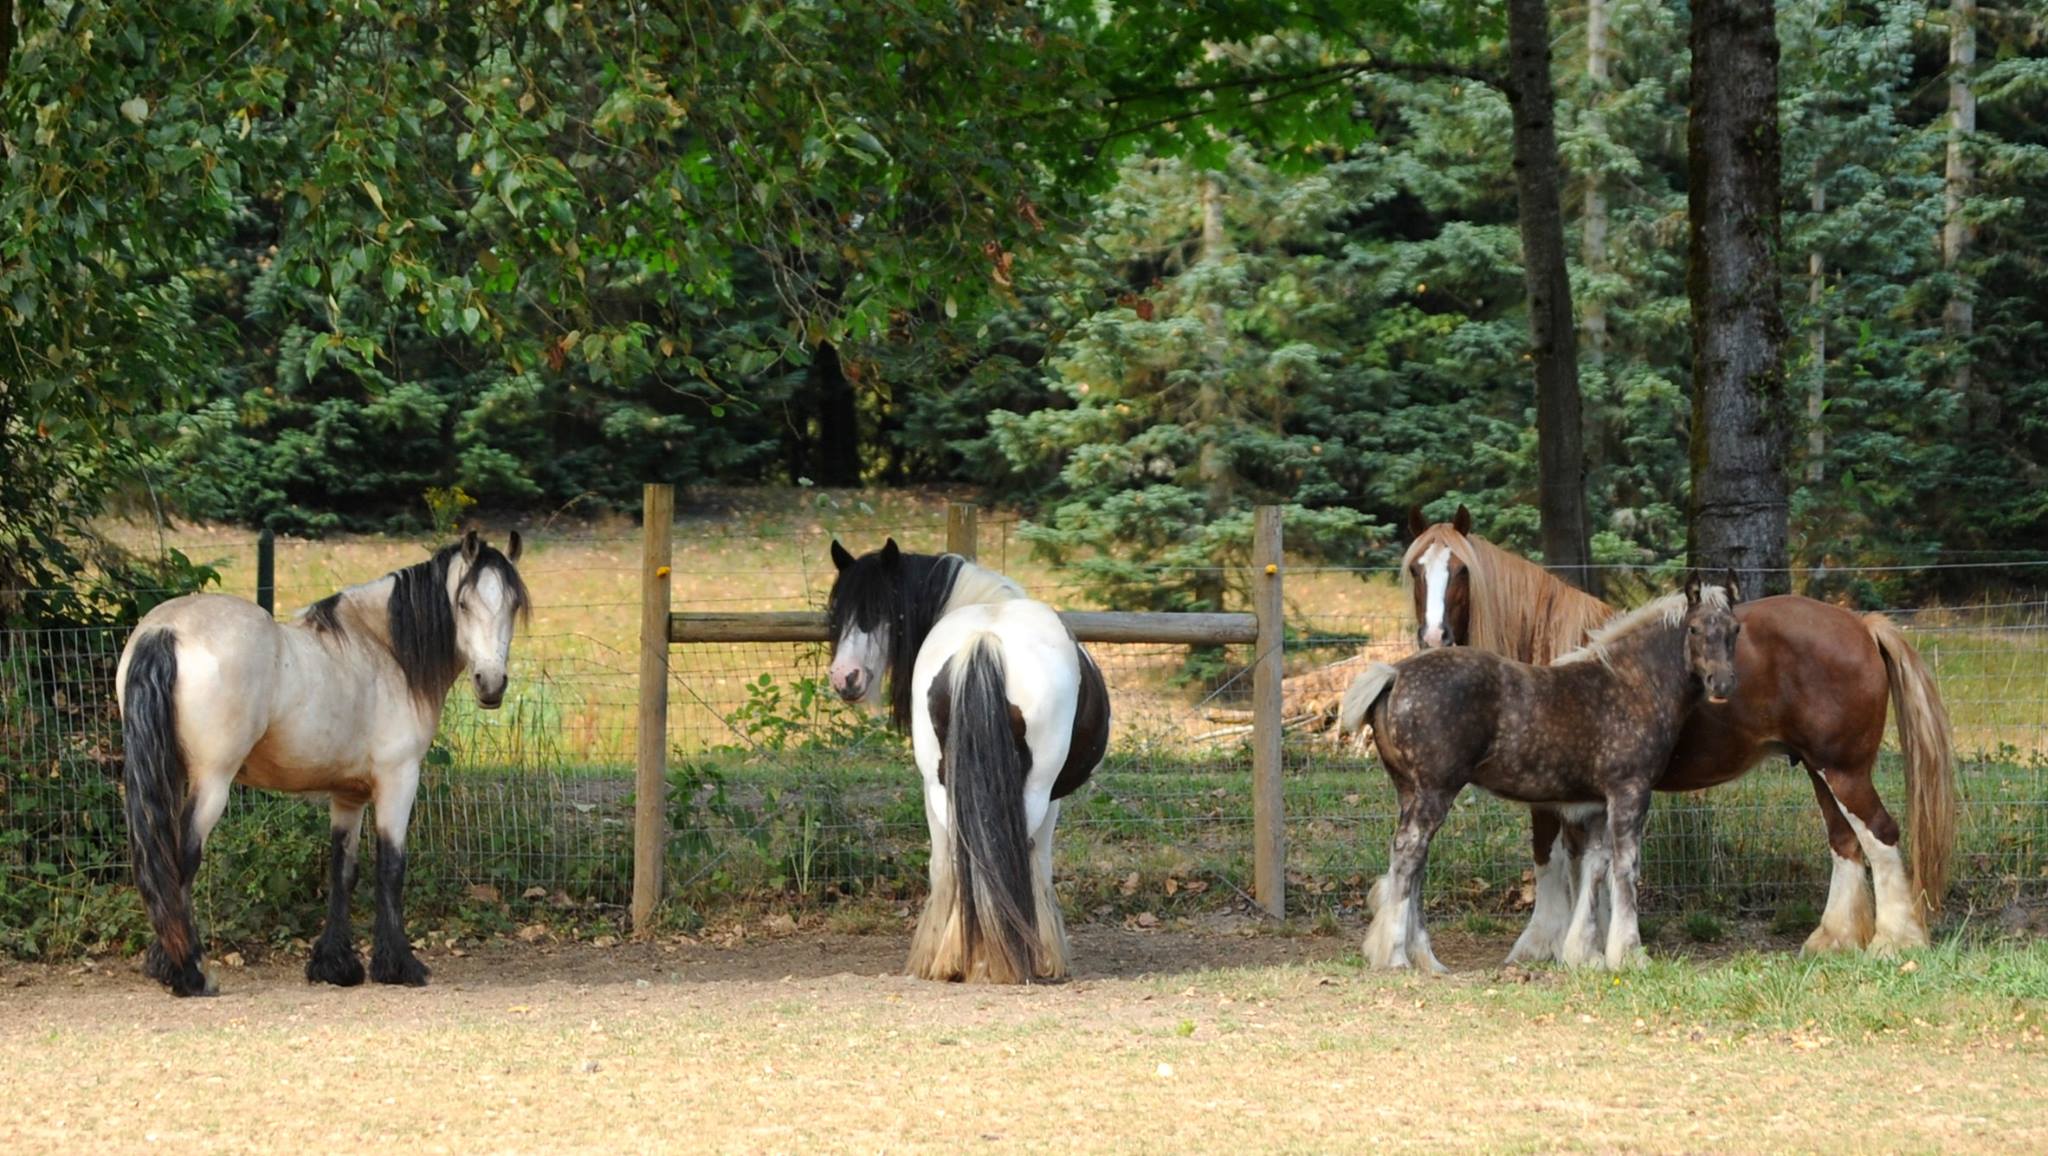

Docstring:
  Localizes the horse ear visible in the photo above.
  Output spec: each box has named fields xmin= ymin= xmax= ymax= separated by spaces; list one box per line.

xmin=1724 ymin=567 xmax=1742 ymax=605
xmin=461 ymin=529 xmax=481 ymax=564
xmin=831 ymin=540 xmax=854 ymax=572
xmin=1407 ymin=504 xmax=1427 ymax=539
xmin=1684 ymin=570 xmax=1702 ymax=606
xmin=881 ymin=538 xmax=901 ymax=565
xmin=506 ymin=530 xmax=522 ymax=563
xmin=1452 ymin=504 xmax=1471 ymax=536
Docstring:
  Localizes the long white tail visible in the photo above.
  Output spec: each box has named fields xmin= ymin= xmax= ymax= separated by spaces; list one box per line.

xmin=1338 ymin=662 xmax=1399 ymax=739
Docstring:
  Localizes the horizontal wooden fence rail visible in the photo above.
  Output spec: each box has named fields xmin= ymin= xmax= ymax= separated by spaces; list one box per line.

xmin=668 ymin=609 xmax=1260 ymax=646
xmin=634 ymin=492 xmax=1287 ymax=933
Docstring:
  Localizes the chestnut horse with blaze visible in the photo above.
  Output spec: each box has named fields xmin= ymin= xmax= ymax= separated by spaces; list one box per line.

xmin=1400 ymin=505 xmax=1956 ymax=959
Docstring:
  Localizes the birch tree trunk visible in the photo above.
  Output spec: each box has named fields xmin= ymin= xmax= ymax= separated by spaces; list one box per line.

xmin=1506 ymin=0 xmax=1597 ymax=594
xmin=1687 ymin=0 xmax=1790 ymax=596
xmin=1944 ymin=0 xmax=1979 ymax=429
xmin=1582 ymin=0 xmax=1611 ymax=365
xmin=1197 ymin=173 xmax=1233 ymax=612
xmin=1807 ymin=175 xmax=1826 ymax=484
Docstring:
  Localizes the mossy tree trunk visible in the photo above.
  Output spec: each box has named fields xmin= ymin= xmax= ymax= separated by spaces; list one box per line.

xmin=1686 ymin=0 xmax=1790 ymax=597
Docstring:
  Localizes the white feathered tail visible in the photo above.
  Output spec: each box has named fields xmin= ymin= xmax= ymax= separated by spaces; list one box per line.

xmin=1337 ymin=662 xmax=1400 ymax=739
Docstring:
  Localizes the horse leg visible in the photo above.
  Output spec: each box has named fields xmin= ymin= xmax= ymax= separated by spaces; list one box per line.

xmin=1507 ymin=807 xmax=1577 ymax=964
xmin=1558 ymin=814 xmax=1610 ymax=968
xmin=907 ymin=784 xmax=968 ymax=982
xmin=144 ymin=769 xmax=232 ymax=995
xmin=1028 ymin=800 xmax=1068 ymax=980
xmin=1363 ymin=790 xmax=1451 ymax=971
xmin=1403 ymin=843 xmax=1449 ymax=974
xmin=1801 ymin=767 xmax=1875 ymax=953
xmin=1603 ymin=787 xmax=1654 ymax=970
xmin=307 ymin=800 xmax=367 ymax=986
xmin=369 ymin=761 xmax=430 ymax=986
xmin=1817 ymin=767 xmax=1927 ymax=953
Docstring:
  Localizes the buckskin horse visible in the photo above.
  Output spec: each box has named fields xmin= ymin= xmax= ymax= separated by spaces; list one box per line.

xmin=118 ymin=531 xmax=528 ymax=996
xmin=1341 ymin=579 xmax=1741 ymax=970
xmin=825 ymin=538 xmax=1109 ymax=983
xmin=1401 ymin=505 xmax=1956 ymax=959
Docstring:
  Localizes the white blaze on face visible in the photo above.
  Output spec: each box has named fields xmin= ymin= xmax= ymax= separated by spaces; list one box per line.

xmin=1418 ymin=543 xmax=1452 ymax=648
xmin=456 ymin=565 xmax=517 ymax=706
xmin=828 ymin=624 xmax=888 ymax=706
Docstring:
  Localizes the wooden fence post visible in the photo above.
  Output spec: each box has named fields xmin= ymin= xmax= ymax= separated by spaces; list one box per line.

xmin=1250 ymin=505 xmax=1286 ymax=918
xmin=946 ymin=501 xmax=978 ymax=561
xmin=633 ymin=483 xmax=675 ymax=934
xmin=256 ymin=529 xmax=275 ymax=616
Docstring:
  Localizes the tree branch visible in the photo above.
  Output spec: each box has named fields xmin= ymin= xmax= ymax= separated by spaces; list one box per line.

xmin=1098 ymin=56 xmax=1502 ymax=112
xmin=1078 ymin=55 xmax=1501 ymax=152
xmin=2 ymin=0 xmax=16 ymax=95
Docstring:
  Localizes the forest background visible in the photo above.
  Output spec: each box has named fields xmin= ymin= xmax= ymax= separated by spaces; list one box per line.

xmin=6 ymin=0 xmax=2048 ymax=624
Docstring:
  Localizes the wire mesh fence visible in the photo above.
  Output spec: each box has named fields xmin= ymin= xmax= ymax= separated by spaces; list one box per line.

xmin=4 ymin=516 xmax=2047 ymax=960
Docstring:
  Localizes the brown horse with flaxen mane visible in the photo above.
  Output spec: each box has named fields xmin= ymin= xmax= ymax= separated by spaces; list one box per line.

xmin=1400 ymin=505 xmax=1956 ymax=960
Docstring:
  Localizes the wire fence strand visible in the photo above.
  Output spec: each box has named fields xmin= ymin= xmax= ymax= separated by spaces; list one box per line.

xmin=4 ymin=531 xmax=2046 ymax=949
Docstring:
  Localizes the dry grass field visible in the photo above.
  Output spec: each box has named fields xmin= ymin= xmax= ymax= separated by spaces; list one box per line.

xmin=4 ymin=927 xmax=2046 ymax=1154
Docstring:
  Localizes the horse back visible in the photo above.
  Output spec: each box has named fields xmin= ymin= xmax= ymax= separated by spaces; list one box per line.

xmin=1374 ymin=649 xmax=1508 ymax=788
xmin=911 ymin=600 xmax=1088 ymax=802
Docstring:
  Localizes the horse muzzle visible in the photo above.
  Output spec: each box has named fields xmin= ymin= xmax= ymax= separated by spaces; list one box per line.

xmin=833 ymin=671 xmax=867 ymax=703
xmin=475 ymin=674 xmax=508 ymax=709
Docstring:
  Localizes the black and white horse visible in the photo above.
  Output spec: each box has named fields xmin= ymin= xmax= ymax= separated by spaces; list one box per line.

xmin=116 ymin=531 xmax=528 ymax=996
xmin=827 ymin=539 xmax=1109 ymax=983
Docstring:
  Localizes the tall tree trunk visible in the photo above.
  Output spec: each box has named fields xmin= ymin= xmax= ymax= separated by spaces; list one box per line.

xmin=1687 ymin=0 xmax=1790 ymax=596
xmin=1195 ymin=173 xmax=1233 ymax=613
xmin=1582 ymin=0 xmax=1611 ymax=365
xmin=1505 ymin=0 xmax=1598 ymax=595
xmin=1 ymin=0 xmax=16 ymax=93
xmin=1944 ymin=0 xmax=1979 ymax=429
xmin=1806 ymin=173 xmax=1826 ymax=484
xmin=807 ymin=341 xmax=861 ymax=487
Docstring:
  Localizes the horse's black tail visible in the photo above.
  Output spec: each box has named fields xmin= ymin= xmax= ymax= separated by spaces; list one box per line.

xmin=122 ymin=629 xmax=206 ymax=996
xmin=945 ymin=635 xmax=1041 ymax=984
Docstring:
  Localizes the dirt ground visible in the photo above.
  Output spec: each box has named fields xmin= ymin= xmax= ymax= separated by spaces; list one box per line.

xmin=3 ymin=927 xmax=2043 ymax=1154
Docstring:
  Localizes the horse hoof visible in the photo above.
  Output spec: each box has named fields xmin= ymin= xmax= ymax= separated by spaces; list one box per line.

xmin=1605 ymin=946 xmax=1649 ymax=971
xmin=1505 ymin=938 xmax=1559 ymax=965
xmin=170 ymin=965 xmax=219 ymax=998
xmin=148 ymin=945 xmax=216 ymax=996
xmin=307 ymin=946 xmax=366 ymax=987
xmin=1559 ymin=944 xmax=1605 ymax=970
xmin=1800 ymin=923 xmax=1865 ymax=955
xmin=371 ymin=954 xmax=431 ymax=987
xmin=1866 ymin=925 xmax=1930 ymax=958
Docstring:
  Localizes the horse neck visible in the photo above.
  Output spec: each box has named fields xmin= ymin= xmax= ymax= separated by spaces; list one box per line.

xmin=1588 ymin=616 xmax=1696 ymax=708
xmin=881 ymin=555 xmax=1023 ymax=731
xmin=1468 ymin=538 xmax=1614 ymax=664
xmin=310 ymin=574 xmax=401 ymax=651
xmin=306 ymin=563 xmax=465 ymax=712
xmin=940 ymin=559 xmax=1026 ymax=615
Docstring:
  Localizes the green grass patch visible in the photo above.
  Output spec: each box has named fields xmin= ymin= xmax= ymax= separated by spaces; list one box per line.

xmin=1478 ymin=936 xmax=2048 ymax=1039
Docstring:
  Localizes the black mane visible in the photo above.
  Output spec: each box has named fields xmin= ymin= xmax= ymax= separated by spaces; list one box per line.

xmin=308 ymin=539 xmax=529 ymax=707
xmin=825 ymin=548 xmax=964 ymax=732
